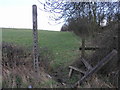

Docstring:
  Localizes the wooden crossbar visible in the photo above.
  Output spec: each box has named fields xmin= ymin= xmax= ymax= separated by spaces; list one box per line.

xmin=79 ymin=47 xmax=99 ymax=50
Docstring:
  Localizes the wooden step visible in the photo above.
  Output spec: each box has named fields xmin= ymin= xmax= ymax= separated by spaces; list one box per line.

xmin=68 ymin=66 xmax=86 ymax=78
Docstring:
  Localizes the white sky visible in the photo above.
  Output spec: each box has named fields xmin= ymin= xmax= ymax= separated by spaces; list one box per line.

xmin=0 ymin=0 xmax=63 ymax=31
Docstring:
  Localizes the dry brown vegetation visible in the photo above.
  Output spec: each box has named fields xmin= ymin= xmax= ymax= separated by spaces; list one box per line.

xmin=2 ymin=42 xmax=60 ymax=88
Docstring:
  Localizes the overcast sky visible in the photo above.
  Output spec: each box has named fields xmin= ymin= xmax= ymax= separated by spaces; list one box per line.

xmin=0 ymin=0 xmax=63 ymax=31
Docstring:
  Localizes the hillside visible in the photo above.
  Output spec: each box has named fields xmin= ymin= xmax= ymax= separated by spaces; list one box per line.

xmin=2 ymin=28 xmax=81 ymax=69
xmin=2 ymin=24 xmax=118 ymax=88
xmin=2 ymin=28 xmax=83 ymax=88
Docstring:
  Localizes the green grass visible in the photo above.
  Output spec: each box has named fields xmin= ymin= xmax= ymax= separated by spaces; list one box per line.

xmin=2 ymin=28 xmax=81 ymax=69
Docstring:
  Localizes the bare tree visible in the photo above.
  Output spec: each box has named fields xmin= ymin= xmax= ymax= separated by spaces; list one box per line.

xmin=67 ymin=17 xmax=93 ymax=58
xmin=38 ymin=1 xmax=119 ymax=25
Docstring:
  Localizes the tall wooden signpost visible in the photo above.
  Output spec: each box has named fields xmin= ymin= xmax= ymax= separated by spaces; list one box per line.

xmin=32 ymin=5 xmax=39 ymax=75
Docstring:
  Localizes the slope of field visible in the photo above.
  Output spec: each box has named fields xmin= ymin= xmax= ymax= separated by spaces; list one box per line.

xmin=2 ymin=28 xmax=81 ymax=69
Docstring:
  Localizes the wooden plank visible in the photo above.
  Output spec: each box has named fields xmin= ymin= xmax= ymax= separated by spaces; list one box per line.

xmin=73 ymin=49 xmax=117 ymax=88
xmin=81 ymin=58 xmax=92 ymax=70
xmin=69 ymin=66 xmax=86 ymax=74
xmin=79 ymin=47 xmax=99 ymax=50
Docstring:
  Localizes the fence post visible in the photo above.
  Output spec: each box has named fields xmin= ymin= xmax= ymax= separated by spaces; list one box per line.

xmin=32 ymin=5 xmax=39 ymax=74
xmin=81 ymin=37 xmax=85 ymax=58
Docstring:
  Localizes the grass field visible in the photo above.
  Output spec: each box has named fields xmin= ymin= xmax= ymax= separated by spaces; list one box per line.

xmin=2 ymin=28 xmax=81 ymax=69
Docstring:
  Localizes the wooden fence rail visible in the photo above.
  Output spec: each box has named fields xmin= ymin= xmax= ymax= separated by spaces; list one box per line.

xmin=79 ymin=47 xmax=99 ymax=50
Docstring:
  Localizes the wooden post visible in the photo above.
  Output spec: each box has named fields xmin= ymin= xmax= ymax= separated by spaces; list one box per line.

xmin=113 ymin=36 xmax=118 ymax=49
xmin=32 ymin=5 xmax=39 ymax=74
xmin=68 ymin=68 xmax=73 ymax=78
xmin=0 ymin=28 xmax=2 ymax=89
xmin=81 ymin=37 xmax=85 ymax=58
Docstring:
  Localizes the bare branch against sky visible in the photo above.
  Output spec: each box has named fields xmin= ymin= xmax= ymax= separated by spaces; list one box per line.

xmin=0 ymin=0 xmax=63 ymax=31
xmin=0 ymin=0 xmax=119 ymax=31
